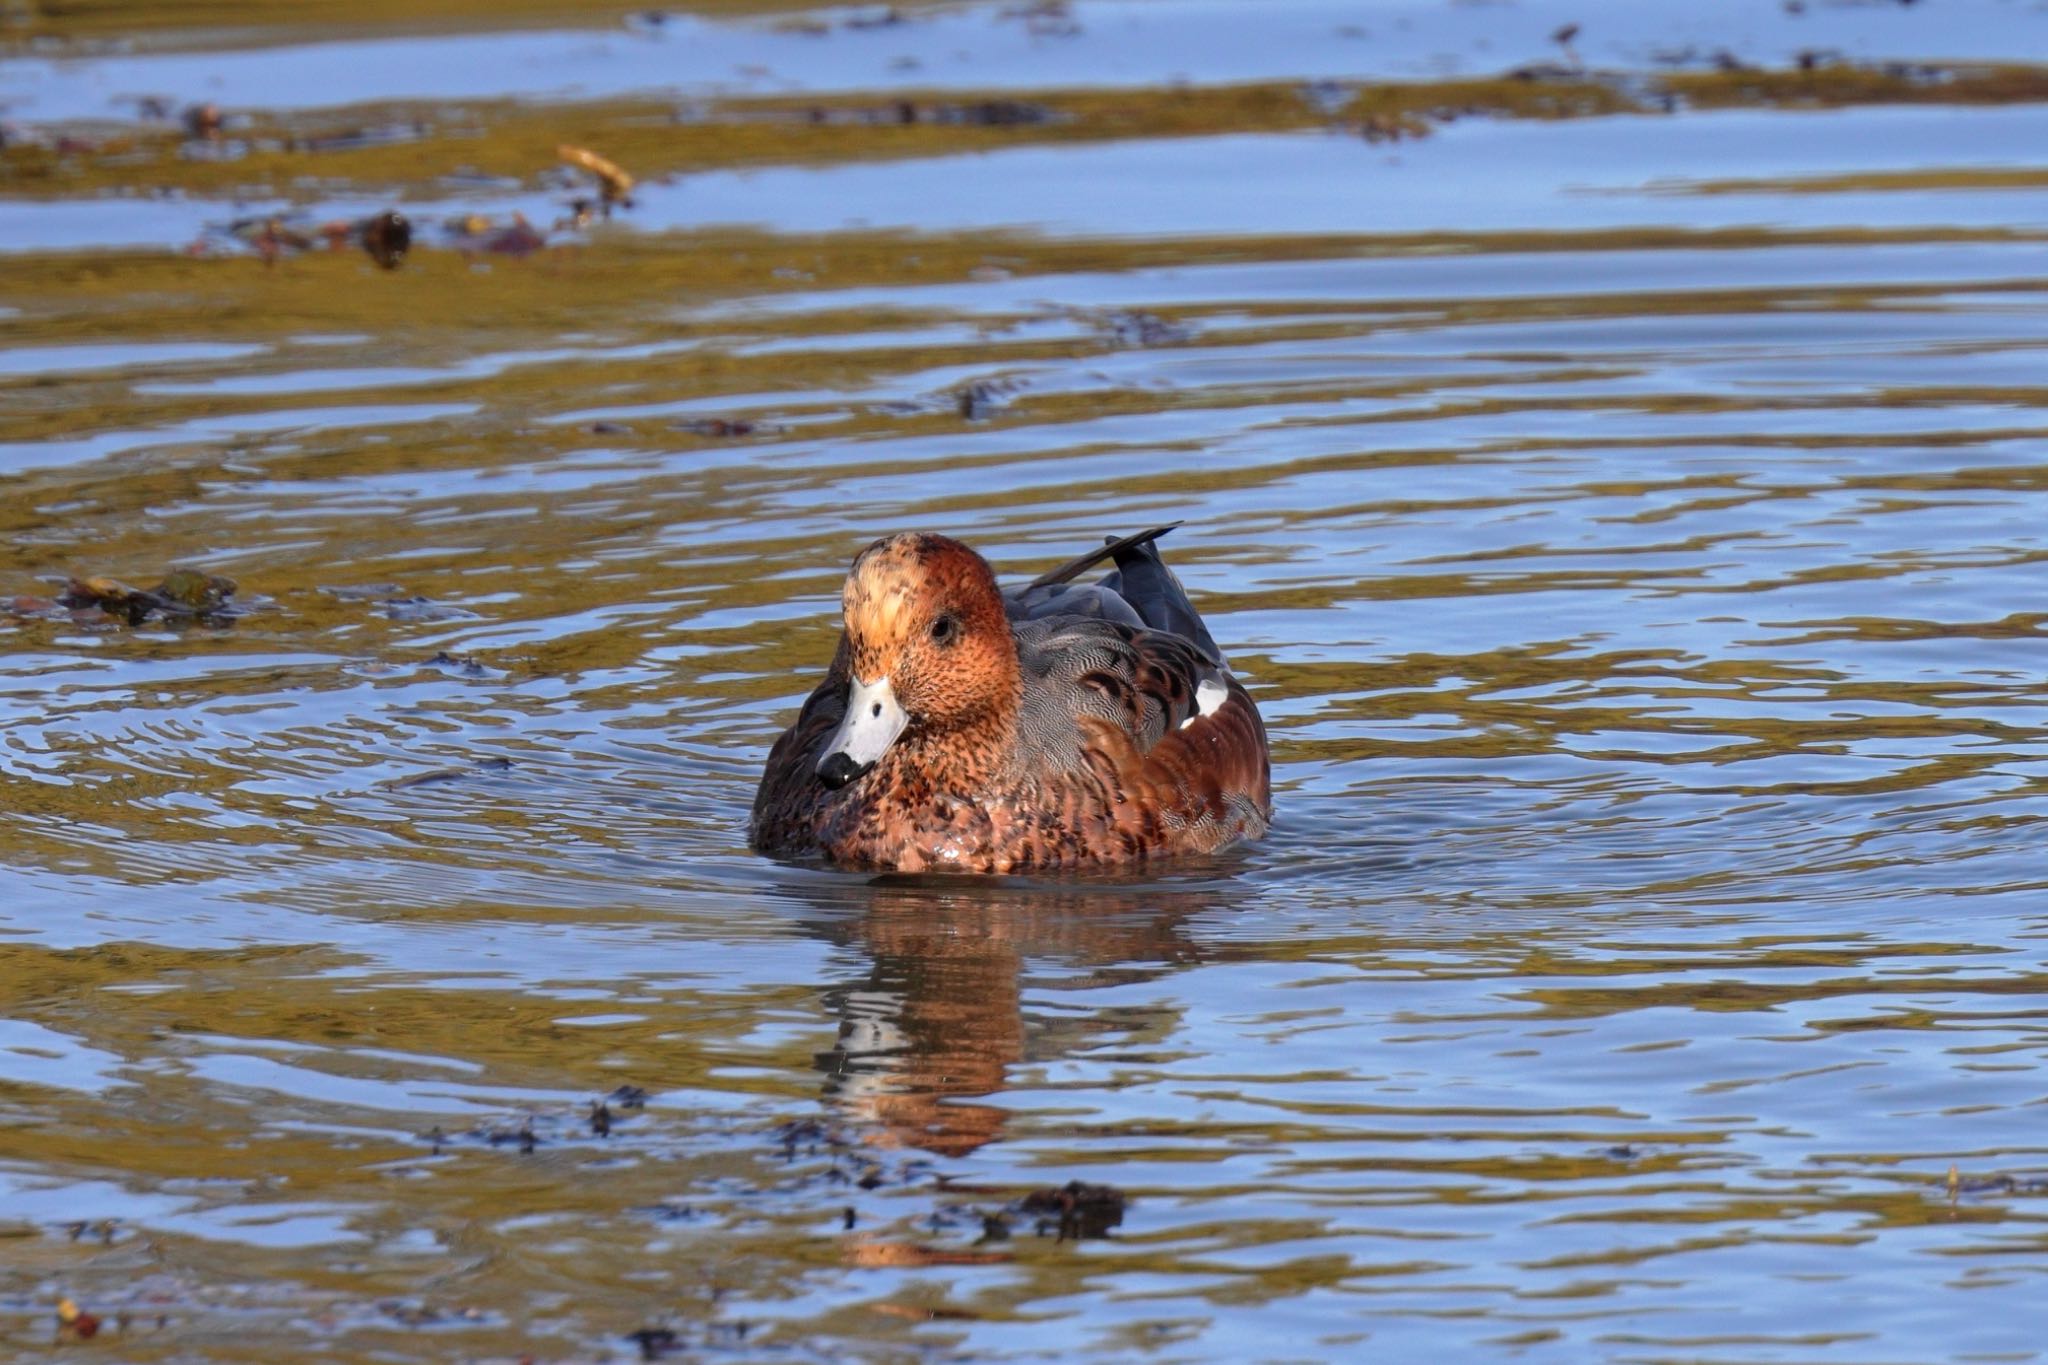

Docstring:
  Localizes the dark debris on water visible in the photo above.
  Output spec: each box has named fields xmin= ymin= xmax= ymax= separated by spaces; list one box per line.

xmin=319 ymin=582 xmax=478 ymax=623
xmin=1092 ymin=308 xmax=1194 ymax=348
xmin=625 ymin=1320 xmax=759 ymax=1361
xmin=955 ymin=379 xmax=1017 ymax=421
xmin=419 ymin=1088 xmax=656 ymax=1157
xmin=378 ymin=757 xmax=514 ymax=792
xmin=207 ymin=210 xmax=411 ymax=268
xmin=10 ymin=569 xmax=244 ymax=628
xmin=674 ymin=417 xmax=772 ymax=438
xmin=1017 ymin=1180 xmax=1128 ymax=1241
xmin=1945 ymin=1163 xmax=2048 ymax=1200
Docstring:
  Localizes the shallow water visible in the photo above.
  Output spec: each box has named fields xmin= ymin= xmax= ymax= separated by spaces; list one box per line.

xmin=4 ymin=0 xmax=2048 ymax=1359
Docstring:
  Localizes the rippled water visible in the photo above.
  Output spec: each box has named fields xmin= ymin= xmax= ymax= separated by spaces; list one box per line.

xmin=5 ymin=0 xmax=2048 ymax=1359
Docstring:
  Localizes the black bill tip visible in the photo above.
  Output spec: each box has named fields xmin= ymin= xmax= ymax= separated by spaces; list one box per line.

xmin=817 ymin=751 xmax=874 ymax=790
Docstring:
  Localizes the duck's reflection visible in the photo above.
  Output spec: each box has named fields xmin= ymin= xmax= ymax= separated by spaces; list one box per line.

xmin=791 ymin=872 xmax=1233 ymax=1157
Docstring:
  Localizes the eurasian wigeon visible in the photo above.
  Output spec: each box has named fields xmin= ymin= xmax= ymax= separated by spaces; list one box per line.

xmin=750 ymin=527 xmax=1271 ymax=873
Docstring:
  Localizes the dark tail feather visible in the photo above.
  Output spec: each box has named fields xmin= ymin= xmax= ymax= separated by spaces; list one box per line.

xmin=1025 ymin=524 xmax=1180 ymax=591
xmin=1107 ymin=533 xmax=1222 ymax=664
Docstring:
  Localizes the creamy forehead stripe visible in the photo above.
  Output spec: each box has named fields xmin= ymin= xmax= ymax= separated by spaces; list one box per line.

xmin=846 ymin=553 xmax=920 ymax=632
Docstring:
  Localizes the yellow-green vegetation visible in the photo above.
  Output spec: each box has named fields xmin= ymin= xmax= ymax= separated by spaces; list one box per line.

xmin=1 ymin=0 xmax=922 ymax=50
xmin=10 ymin=60 xmax=2048 ymax=207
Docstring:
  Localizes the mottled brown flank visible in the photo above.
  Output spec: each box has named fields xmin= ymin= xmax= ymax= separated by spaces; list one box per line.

xmin=750 ymin=532 xmax=1271 ymax=873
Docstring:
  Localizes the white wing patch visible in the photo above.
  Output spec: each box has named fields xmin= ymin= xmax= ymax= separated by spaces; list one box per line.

xmin=1181 ymin=674 xmax=1230 ymax=729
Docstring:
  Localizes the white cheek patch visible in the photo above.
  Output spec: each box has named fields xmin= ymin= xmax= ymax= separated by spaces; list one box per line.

xmin=1182 ymin=674 xmax=1230 ymax=729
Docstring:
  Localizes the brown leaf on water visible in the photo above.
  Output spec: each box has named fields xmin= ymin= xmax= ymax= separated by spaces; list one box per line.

xmin=60 ymin=576 xmax=153 ymax=624
xmin=56 ymin=1297 xmax=102 ymax=1340
xmin=558 ymin=144 xmax=636 ymax=205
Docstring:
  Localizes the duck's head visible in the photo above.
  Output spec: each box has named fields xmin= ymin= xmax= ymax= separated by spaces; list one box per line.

xmin=817 ymin=532 xmax=1017 ymax=789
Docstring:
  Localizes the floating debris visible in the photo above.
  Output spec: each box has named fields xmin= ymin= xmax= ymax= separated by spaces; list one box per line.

xmin=1552 ymin=22 xmax=1582 ymax=67
xmin=674 ymin=417 xmax=763 ymax=437
xmin=378 ymin=757 xmax=514 ymax=792
xmin=870 ymin=1301 xmax=980 ymax=1323
xmin=558 ymin=143 xmax=636 ymax=206
xmin=999 ymin=0 xmax=1080 ymax=37
xmin=802 ymin=98 xmax=1053 ymax=127
xmin=1940 ymin=1166 xmax=2048 ymax=1199
xmin=376 ymin=1300 xmax=489 ymax=1328
xmin=414 ymin=1093 xmax=650 ymax=1156
xmin=210 ymin=208 xmax=413 ymax=267
xmin=487 ymin=1119 xmax=539 ymax=1155
xmin=48 ymin=569 xmax=240 ymax=626
xmin=843 ymin=6 xmax=907 ymax=29
xmin=482 ymin=214 xmax=547 ymax=256
xmin=153 ymin=568 xmax=237 ymax=613
xmin=1096 ymin=309 xmax=1194 ymax=348
xmin=956 ymin=379 xmax=1015 ymax=421
xmin=319 ymin=583 xmax=405 ymax=601
xmin=425 ymin=651 xmax=488 ymax=678
xmin=842 ymin=1239 xmax=1010 ymax=1268
xmin=372 ymin=594 xmax=477 ymax=623
xmin=1507 ymin=62 xmax=1586 ymax=84
xmin=56 ymin=1297 xmax=101 ymax=1342
xmin=633 ymin=1200 xmax=705 ymax=1223
xmin=1358 ymin=109 xmax=1434 ymax=142
xmin=295 ymin=120 xmax=429 ymax=155
xmin=1018 ymin=1180 xmax=1126 ymax=1240
xmin=181 ymin=102 xmax=222 ymax=140
xmin=627 ymin=1327 xmax=683 ymax=1361
xmin=443 ymin=212 xmax=547 ymax=256
xmin=360 ymin=210 xmax=411 ymax=269
xmin=776 ymin=1117 xmax=830 ymax=1160
xmin=225 ymin=214 xmax=314 ymax=264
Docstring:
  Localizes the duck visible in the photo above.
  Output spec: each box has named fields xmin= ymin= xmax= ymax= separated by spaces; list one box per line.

xmin=750 ymin=526 xmax=1270 ymax=873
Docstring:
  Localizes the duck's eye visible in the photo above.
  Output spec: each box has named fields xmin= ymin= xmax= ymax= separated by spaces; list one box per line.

xmin=930 ymin=613 xmax=960 ymax=646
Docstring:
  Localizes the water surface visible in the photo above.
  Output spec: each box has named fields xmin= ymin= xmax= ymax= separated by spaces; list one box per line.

xmin=3 ymin=1 xmax=2048 ymax=1359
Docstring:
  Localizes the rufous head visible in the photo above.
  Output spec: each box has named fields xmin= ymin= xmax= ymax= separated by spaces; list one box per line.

xmin=816 ymin=532 xmax=1017 ymax=789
